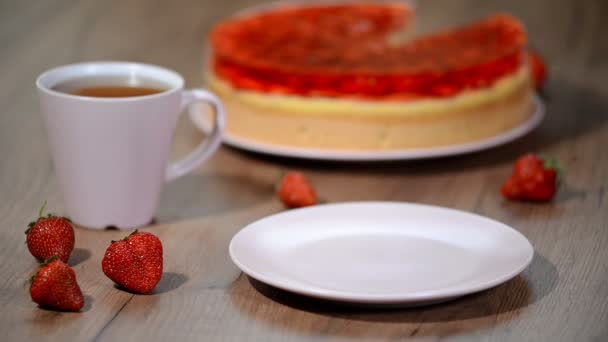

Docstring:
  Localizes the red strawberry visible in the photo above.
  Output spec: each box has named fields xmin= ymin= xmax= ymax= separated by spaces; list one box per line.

xmin=29 ymin=256 xmax=84 ymax=312
xmin=277 ymin=171 xmax=317 ymax=208
xmin=501 ymin=153 xmax=560 ymax=202
xmin=102 ymin=230 xmax=163 ymax=294
xmin=26 ymin=202 xmax=75 ymax=263
xmin=528 ymin=50 xmax=547 ymax=89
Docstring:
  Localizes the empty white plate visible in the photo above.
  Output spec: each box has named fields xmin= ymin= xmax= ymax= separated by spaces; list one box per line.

xmin=229 ymin=202 xmax=534 ymax=305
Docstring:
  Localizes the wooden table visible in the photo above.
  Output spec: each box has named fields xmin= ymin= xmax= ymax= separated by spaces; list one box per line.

xmin=1 ymin=0 xmax=607 ymax=341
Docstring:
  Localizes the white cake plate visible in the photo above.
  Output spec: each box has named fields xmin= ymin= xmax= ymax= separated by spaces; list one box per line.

xmin=189 ymin=95 xmax=544 ymax=161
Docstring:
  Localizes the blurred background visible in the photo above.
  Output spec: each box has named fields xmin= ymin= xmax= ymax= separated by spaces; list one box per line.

xmin=1 ymin=0 xmax=604 ymax=90
xmin=0 ymin=0 xmax=606 ymax=218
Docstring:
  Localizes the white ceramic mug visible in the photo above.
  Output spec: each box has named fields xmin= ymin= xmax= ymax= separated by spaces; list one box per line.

xmin=36 ymin=61 xmax=225 ymax=229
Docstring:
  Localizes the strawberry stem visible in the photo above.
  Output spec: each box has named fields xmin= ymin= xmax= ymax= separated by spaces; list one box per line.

xmin=113 ymin=229 xmax=139 ymax=243
xmin=541 ymin=156 xmax=564 ymax=184
xmin=26 ymin=201 xmax=49 ymax=234
xmin=41 ymin=255 xmax=58 ymax=267
xmin=25 ymin=271 xmax=37 ymax=288
xmin=25 ymin=222 xmax=34 ymax=235
xmin=126 ymin=229 xmax=139 ymax=240
xmin=38 ymin=201 xmax=47 ymax=219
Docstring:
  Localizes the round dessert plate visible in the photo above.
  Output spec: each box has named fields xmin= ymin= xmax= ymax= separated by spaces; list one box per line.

xmin=229 ymin=202 xmax=534 ymax=306
xmin=189 ymin=95 xmax=544 ymax=161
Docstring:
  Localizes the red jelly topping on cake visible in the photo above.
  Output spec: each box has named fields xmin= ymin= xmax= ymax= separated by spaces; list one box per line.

xmin=210 ymin=4 xmax=527 ymax=100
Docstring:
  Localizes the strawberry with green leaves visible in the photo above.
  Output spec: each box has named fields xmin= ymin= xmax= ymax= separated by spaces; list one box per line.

xmin=26 ymin=202 xmax=75 ymax=263
xmin=29 ymin=256 xmax=84 ymax=312
xmin=501 ymin=153 xmax=561 ymax=202
xmin=102 ymin=230 xmax=163 ymax=294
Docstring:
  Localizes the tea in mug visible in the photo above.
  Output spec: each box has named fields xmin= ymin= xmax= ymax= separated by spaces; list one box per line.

xmin=52 ymin=76 xmax=168 ymax=98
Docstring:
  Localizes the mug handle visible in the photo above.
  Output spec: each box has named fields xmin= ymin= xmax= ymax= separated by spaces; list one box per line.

xmin=165 ymin=89 xmax=225 ymax=182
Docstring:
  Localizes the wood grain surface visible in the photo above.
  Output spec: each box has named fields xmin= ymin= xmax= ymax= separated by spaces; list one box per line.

xmin=1 ymin=0 xmax=607 ymax=341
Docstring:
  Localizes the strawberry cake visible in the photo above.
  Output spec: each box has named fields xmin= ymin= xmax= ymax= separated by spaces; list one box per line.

xmin=206 ymin=2 xmax=533 ymax=150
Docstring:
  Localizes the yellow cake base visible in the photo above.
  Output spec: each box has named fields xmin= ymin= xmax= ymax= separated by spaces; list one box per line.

xmin=206 ymin=66 xmax=534 ymax=150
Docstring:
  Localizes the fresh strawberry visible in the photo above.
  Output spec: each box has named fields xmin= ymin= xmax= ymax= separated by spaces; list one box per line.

xmin=528 ymin=50 xmax=547 ymax=89
xmin=501 ymin=153 xmax=560 ymax=202
xmin=277 ymin=171 xmax=318 ymax=208
xmin=102 ymin=230 xmax=163 ymax=294
xmin=26 ymin=202 xmax=75 ymax=263
xmin=29 ymin=256 xmax=84 ymax=311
